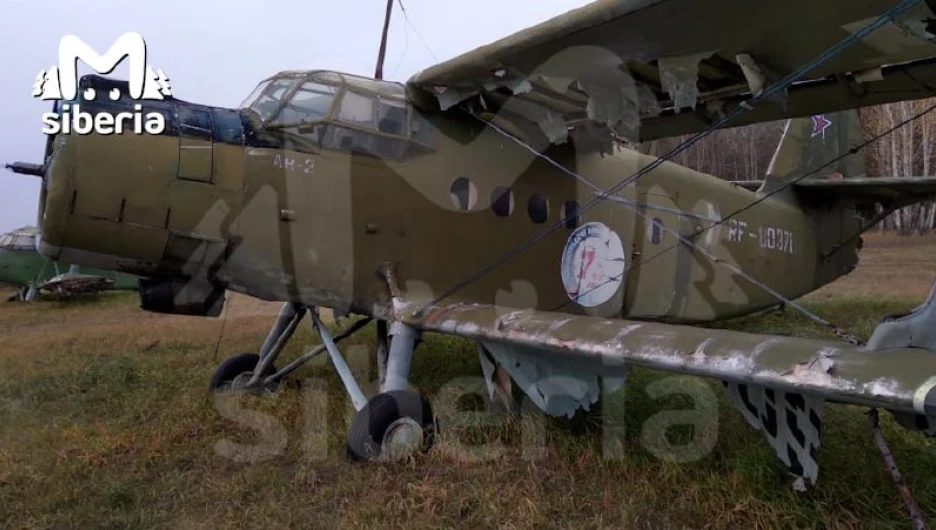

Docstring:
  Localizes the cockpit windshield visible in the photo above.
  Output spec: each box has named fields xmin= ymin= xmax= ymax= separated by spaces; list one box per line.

xmin=244 ymin=77 xmax=300 ymax=121
xmin=270 ymin=82 xmax=337 ymax=126
xmin=239 ymin=80 xmax=271 ymax=109
xmin=240 ymin=70 xmax=437 ymax=158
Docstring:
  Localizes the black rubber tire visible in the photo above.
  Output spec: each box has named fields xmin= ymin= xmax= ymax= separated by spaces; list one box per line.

xmin=209 ymin=353 xmax=277 ymax=392
xmin=347 ymin=390 xmax=437 ymax=462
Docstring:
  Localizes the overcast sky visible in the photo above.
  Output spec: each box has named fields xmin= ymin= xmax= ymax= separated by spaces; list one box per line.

xmin=0 ymin=0 xmax=592 ymax=233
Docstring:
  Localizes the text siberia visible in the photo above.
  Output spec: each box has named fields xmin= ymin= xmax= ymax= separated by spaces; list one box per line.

xmin=41 ymin=103 xmax=166 ymax=135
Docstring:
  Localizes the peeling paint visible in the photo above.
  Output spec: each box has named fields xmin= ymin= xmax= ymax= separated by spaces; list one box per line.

xmin=854 ymin=67 xmax=884 ymax=83
xmin=399 ymin=301 xmax=936 ymax=415
xmin=657 ymin=51 xmax=713 ymax=111
xmin=577 ymin=77 xmax=641 ymax=141
xmin=894 ymin=4 xmax=936 ymax=42
xmin=535 ymin=109 xmax=569 ymax=144
xmin=637 ymin=83 xmax=662 ymax=118
xmin=736 ymin=53 xmax=767 ymax=97
xmin=693 ymin=337 xmax=714 ymax=358
xmin=433 ymin=86 xmax=480 ymax=111
xmin=483 ymin=76 xmax=533 ymax=96
xmin=842 ymin=9 xmax=936 ymax=59
xmin=864 ymin=378 xmax=903 ymax=399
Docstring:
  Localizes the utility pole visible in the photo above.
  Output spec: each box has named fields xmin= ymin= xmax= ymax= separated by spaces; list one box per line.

xmin=374 ymin=0 xmax=394 ymax=80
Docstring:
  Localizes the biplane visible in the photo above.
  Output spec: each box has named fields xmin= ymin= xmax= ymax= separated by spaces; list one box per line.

xmin=8 ymin=0 xmax=936 ymax=490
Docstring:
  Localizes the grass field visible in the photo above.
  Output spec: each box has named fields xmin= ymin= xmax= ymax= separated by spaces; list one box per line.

xmin=1 ymin=233 xmax=935 ymax=529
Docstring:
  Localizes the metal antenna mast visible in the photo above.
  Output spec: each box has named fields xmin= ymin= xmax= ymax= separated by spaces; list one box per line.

xmin=374 ymin=0 xmax=394 ymax=79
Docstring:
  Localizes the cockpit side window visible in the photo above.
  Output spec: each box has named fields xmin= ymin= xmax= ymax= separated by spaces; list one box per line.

xmin=246 ymin=72 xmax=438 ymax=160
xmin=249 ymin=78 xmax=298 ymax=122
xmin=272 ymin=82 xmax=337 ymax=126
xmin=377 ymin=97 xmax=407 ymax=135
xmin=337 ymin=91 xmax=376 ymax=129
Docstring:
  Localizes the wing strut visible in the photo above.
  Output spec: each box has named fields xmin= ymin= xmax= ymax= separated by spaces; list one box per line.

xmin=868 ymin=409 xmax=928 ymax=530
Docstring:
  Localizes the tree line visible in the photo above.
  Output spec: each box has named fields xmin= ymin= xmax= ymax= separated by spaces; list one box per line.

xmin=646 ymin=100 xmax=936 ymax=234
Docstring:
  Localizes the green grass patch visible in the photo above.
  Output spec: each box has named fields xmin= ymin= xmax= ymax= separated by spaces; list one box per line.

xmin=0 ymin=295 xmax=934 ymax=528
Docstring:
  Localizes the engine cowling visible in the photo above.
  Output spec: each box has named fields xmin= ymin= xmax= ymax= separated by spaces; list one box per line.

xmin=139 ymin=278 xmax=225 ymax=317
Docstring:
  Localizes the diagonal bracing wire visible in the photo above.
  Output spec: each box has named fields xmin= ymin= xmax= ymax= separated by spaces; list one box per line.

xmin=558 ymin=99 xmax=936 ymax=314
xmin=478 ymin=116 xmax=867 ymax=344
xmin=416 ymin=0 xmax=926 ymax=345
xmin=397 ymin=0 xmax=439 ymax=62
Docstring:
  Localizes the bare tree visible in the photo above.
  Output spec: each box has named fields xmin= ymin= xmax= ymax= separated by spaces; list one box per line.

xmin=664 ymin=100 xmax=935 ymax=234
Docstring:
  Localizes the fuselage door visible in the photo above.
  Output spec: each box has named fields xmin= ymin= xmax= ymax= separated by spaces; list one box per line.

xmin=178 ymin=106 xmax=214 ymax=183
xmin=625 ymin=189 xmax=688 ymax=319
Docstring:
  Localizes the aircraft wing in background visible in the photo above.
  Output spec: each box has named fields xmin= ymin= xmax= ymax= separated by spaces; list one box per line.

xmin=38 ymin=273 xmax=115 ymax=296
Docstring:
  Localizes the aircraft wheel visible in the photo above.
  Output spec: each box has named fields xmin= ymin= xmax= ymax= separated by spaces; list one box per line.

xmin=347 ymin=390 xmax=437 ymax=462
xmin=209 ymin=353 xmax=279 ymax=393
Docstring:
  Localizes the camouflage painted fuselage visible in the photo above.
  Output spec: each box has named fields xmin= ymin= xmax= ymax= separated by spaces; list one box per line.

xmin=35 ymin=74 xmax=861 ymax=323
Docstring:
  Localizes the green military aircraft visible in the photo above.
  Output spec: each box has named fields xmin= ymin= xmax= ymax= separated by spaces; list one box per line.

xmin=9 ymin=0 xmax=936 ymax=488
xmin=0 ymin=225 xmax=138 ymax=301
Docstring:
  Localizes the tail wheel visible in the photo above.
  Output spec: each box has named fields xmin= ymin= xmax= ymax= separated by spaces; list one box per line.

xmin=347 ymin=390 xmax=437 ymax=462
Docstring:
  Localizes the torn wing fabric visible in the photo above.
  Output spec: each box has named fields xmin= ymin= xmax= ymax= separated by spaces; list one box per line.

xmin=407 ymin=0 xmax=936 ymax=145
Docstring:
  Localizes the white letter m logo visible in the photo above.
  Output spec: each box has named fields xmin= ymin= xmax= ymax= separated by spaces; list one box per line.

xmin=32 ymin=32 xmax=171 ymax=101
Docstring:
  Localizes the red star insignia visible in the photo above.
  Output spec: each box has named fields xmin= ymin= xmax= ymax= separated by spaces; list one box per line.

xmin=811 ymin=115 xmax=832 ymax=139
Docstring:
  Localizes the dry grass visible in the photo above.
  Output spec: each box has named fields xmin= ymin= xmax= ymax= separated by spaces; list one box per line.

xmin=810 ymin=231 xmax=936 ymax=300
xmin=0 ymin=233 xmax=934 ymax=529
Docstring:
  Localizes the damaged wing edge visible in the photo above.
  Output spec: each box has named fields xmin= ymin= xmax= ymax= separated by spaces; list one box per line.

xmin=398 ymin=303 xmax=936 ymax=417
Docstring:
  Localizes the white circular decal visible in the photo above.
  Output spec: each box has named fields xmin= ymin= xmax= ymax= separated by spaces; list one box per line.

xmin=560 ymin=222 xmax=627 ymax=308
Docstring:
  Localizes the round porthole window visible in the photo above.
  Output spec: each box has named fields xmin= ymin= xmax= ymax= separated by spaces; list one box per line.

xmin=561 ymin=200 xmax=580 ymax=229
xmin=450 ymin=177 xmax=478 ymax=211
xmin=491 ymin=187 xmax=515 ymax=217
xmin=528 ymin=194 xmax=549 ymax=224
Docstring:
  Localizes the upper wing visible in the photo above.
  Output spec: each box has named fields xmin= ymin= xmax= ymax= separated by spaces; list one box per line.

xmin=407 ymin=0 xmax=936 ymax=146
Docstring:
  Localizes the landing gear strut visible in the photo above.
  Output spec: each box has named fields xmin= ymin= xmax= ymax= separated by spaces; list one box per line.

xmin=347 ymin=321 xmax=435 ymax=462
xmin=7 ymin=286 xmax=38 ymax=303
xmin=210 ymin=303 xmax=436 ymax=462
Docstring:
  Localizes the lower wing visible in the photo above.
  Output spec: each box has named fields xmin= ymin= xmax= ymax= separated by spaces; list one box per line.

xmin=397 ymin=297 xmax=936 ymax=485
